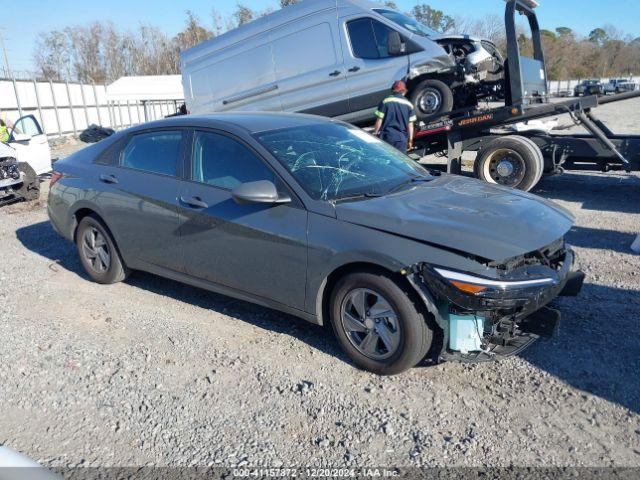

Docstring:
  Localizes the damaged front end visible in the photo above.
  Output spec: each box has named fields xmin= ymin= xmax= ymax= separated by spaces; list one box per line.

xmin=407 ymin=238 xmax=584 ymax=363
xmin=421 ymin=36 xmax=506 ymax=102
xmin=0 ymin=142 xmax=40 ymax=206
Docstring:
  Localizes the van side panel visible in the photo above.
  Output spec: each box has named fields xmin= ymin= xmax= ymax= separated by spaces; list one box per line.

xmin=271 ymin=12 xmax=350 ymax=116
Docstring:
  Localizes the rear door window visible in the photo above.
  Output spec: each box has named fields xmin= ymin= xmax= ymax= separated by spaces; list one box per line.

xmin=191 ymin=131 xmax=274 ymax=190
xmin=120 ymin=131 xmax=183 ymax=176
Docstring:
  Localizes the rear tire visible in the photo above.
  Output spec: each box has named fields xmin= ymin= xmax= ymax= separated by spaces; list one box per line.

xmin=474 ymin=135 xmax=544 ymax=191
xmin=516 ymin=136 xmax=545 ymax=185
xmin=329 ymin=270 xmax=433 ymax=375
xmin=76 ymin=215 xmax=129 ymax=284
xmin=409 ymin=79 xmax=454 ymax=122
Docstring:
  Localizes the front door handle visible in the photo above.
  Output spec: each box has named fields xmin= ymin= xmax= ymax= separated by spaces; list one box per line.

xmin=348 ymin=66 xmax=361 ymax=73
xmin=99 ymin=174 xmax=118 ymax=184
xmin=180 ymin=196 xmax=208 ymax=209
xmin=329 ymin=70 xmax=341 ymax=77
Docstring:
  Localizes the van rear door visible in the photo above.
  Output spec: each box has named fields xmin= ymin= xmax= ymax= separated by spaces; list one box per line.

xmin=271 ymin=14 xmax=350 ymax=117
xmin=340 ymin=16 xmax=410 ymax=118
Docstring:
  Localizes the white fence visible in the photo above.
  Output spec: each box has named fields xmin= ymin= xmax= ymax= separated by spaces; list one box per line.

xmin=0 ymin=76 xmax=184 ymax=138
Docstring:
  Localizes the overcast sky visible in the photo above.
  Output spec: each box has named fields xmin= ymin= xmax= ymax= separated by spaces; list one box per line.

xmin=3 ymin=0 xmax=640 ymax=74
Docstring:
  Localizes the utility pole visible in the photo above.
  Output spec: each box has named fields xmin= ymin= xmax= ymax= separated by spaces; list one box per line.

xmin=0 ymin=30 xmax=11 ymax=78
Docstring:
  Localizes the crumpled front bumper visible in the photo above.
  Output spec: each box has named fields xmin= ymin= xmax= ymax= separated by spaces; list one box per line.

xmin=413 ymin=246 xmax=585 ymax=363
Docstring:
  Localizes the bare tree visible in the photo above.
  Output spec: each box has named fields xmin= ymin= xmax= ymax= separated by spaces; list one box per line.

xmin=33 ymin=31 xmax=72 ymax=81
xmin=174 ymin=10 xmax=213 ymax=52
xmin=411 ymin=4 xmax=455 ymax=33
xmin=233 ymin=4 xmax=255 ymax=27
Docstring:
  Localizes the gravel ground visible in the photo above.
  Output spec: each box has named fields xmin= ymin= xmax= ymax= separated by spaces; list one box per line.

xmin=0 ymin=104 xmax=639 ymax=470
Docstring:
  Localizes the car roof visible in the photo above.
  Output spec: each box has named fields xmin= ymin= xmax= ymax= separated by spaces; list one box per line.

xmin=127 ymin=112 xmax=339 ymax=135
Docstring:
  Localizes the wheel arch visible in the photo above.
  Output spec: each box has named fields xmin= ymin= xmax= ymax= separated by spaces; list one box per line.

xmin=315 ymin=261 xmax=432 ymax=329
xmin=406 ymin=72 xmax=457 ymax=94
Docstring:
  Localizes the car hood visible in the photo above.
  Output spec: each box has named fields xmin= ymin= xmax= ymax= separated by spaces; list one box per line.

xmin=335 ymin=175 xmax=575 ymax=262
xmin=0 ymin=141 xmax=16 ymax=158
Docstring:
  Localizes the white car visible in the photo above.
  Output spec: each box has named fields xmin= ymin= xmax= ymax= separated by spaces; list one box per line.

xmin=5 ymin=115 xmax=52 ymax=175
xmin=1 ymin=115 xmax=51 ymax=204
xmin=603 ymin=78 xmax=638 ymax=95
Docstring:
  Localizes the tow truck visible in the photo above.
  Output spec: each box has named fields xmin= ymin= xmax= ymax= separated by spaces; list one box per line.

xmin=411 ymin=0 xmax=640 ymax=191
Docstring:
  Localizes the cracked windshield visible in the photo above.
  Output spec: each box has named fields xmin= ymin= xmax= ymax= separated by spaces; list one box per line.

xmin=255 ymin=123 xmax=430 ymax=201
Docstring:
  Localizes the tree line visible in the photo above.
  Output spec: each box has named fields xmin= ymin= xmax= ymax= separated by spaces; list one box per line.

xmin=33 ymin=0 xmax=640 ymax=84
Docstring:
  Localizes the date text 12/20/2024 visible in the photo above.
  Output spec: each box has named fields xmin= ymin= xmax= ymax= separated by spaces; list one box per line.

xmin=232 ymin=468 xmax=401 ymax=478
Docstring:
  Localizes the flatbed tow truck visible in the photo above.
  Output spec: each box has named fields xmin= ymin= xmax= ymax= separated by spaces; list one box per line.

xmin=410 ymin=0 xmax=640 ymax=191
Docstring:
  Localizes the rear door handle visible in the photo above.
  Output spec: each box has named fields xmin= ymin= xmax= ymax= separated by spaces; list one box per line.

xmin=329 ymin=70 xmax=341 ymax=77
xmin=99 ymin=174 xmax=118 ymax=184
xmin=180 ymin=196 xmax=208 ymax=209
xmin=348 ymin=66 xmax=361 ymax=73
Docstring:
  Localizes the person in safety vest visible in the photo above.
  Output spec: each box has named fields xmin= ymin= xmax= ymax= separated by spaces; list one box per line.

xmin=374 ymin=80 xmax=416 ymax=152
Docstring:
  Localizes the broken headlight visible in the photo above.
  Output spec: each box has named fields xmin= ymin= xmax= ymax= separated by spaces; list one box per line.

xmin=433 ymin=267 xmax=557 ymax=297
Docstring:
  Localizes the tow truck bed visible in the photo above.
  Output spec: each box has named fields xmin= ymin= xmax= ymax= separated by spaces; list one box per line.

xmin=406 ymin=0 xmax=640 ymax=191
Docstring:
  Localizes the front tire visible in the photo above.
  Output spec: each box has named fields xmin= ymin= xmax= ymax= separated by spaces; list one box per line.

xmin=16 ymin=162 xmax=40 ymax=202
xmin=76 ymin=215 xmax=129 ymax=284
xmin=409 ymin=79 xmax=454 ymax=122
xmin=329 ymin=270 xmax=433 ymax=375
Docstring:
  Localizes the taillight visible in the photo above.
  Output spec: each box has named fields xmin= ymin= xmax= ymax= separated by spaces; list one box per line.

xmin=50 ymin=171 xmax=64 ymax=186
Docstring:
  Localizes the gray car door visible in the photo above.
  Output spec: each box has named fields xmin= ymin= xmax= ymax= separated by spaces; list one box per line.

xmin=340 ymin=16 xmax=411 ymax=114
xmin=177 ymin=129 xmax=308 ymax=310
xmin=96 ymin=129 xmax=186 ymax=272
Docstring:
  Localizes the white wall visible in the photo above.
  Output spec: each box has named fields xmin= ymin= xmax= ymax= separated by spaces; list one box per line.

xmin=1 ymin=78 xmax=184 ymax=137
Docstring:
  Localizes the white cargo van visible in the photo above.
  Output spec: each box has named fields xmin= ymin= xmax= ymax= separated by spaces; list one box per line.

xmin=181 ymin=0 xmax=504 ymax=123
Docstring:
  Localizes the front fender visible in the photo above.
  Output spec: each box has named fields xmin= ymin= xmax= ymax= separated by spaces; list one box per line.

xmin=305 ymin=212 xmax=489 ymax=322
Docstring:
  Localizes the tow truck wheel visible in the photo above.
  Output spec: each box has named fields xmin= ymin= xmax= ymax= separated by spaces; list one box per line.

xmin=517 ymin=136 xmax=545 ymax=184
xmin=474 ymin=136 xmax=544 ymax=191
xmin=409 ymin=79 xmax=454 ymax=122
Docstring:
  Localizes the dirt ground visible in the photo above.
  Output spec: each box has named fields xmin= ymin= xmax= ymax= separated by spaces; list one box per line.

xmin=0 ymin=102 xmax=639 ymax=471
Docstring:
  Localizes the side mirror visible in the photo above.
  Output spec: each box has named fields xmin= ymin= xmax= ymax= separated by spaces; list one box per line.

xmin=12 ymin=132 xmax=32 ymax=142
xmin=388 ymin=31 xmax=405 ymax=56
xmin=231 ymin=180 xmax=291 ymax=205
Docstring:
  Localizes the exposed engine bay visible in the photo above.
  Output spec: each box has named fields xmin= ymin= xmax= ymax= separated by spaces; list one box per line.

xmin=436 ymin=36 xmax=506 ymax=100
xmin=0 ymin=142 xmax=40 ymax=206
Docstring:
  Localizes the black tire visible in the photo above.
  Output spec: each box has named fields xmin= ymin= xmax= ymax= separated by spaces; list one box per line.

xmin=16 ymin=162 xmax=40 ymax=202
xmin=76 ymin=215 xmax=129 ymax=284
xmin=474 ymin=136 xmax=544 ymax=191
xmin=409 ymin=79 xmax=454 ymax=122
xmin=329 ymin=270 xmax=433 ymax=375
xmin=516 ymin=136 xmax=545 ymax=185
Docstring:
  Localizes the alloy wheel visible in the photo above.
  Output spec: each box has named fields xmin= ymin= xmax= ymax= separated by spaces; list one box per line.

xmin=340 ymin=288 xmax=401 ymax=360
xmin=82 ymin=227 xmax=111 ymax=273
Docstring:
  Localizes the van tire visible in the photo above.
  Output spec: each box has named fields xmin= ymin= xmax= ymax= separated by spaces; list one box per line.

xmin=474 ymin=136 xmax=544 ymax=191
xmin=409 ymin=79 xmax=454 ymax=122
